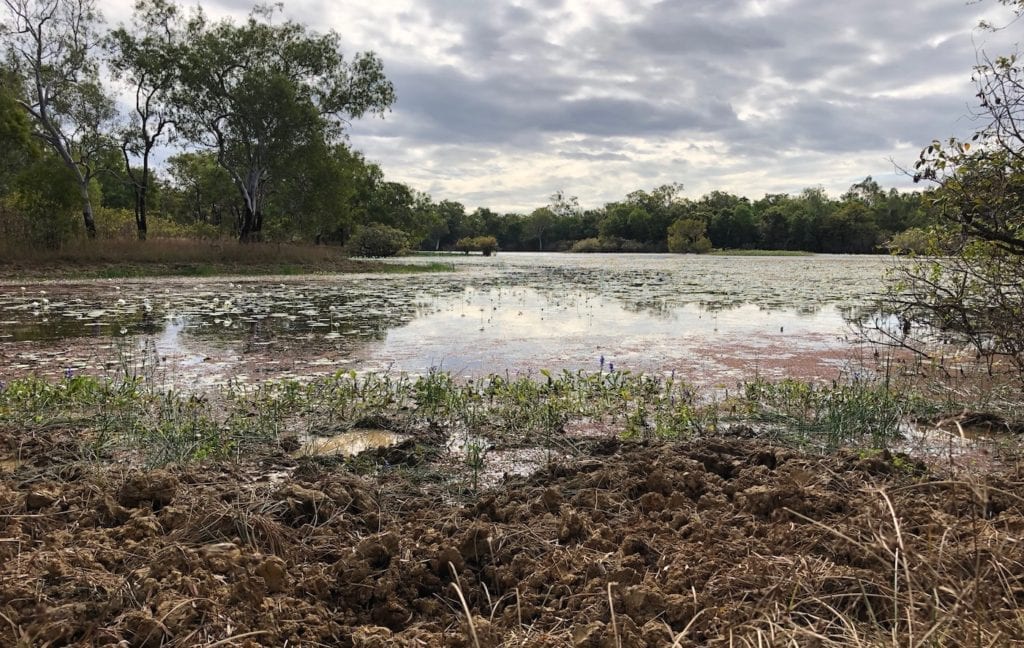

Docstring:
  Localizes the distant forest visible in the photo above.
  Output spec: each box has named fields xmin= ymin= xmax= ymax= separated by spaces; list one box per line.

xmin=1 ymin=0 xmax=933 ymax=255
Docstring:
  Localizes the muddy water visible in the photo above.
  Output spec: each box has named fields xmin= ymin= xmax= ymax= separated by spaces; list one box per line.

xmin=295 ymin=429 xmax=407 ymax=458
xmin=0 ymin=253 xmax=895 ymax=388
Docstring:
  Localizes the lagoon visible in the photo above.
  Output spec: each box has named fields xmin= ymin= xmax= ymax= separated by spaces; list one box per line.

xmin=0 ymin=253 xmax=896 ymax=388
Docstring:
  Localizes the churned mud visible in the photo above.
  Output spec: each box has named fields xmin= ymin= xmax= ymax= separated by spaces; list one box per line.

xmin=2 ymin=426 xmax=1023 ymax=647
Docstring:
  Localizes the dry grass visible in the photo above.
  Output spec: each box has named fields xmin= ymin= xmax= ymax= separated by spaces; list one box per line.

xmin=718 ymin=482 xmax=1024 ymax=647
xmin=0 ymin=238 xmax=436 ymax=278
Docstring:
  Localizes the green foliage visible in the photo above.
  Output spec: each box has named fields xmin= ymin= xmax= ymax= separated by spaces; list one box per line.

xmin=94 ymin=206 xmax=217 ymax=239
xmin=741 ymin=376 xmax=912 ymax=450
xmin=884 ymin=44 xmax=1024 ymax=382
xmin=454 ymin=235 xmax=498 ymax=255
xmin=347 ymin=223 xmax=409 ymax=257
xmin=526 ymin=207 xmax=556 ymax=251
xmin=0 ymin=362 xmax=938 ymax=471
xmin=569 ymin=236 xmax=649 ymax=252
xmin=163 ymin=151 xmax=237 ymax=233
xmin=3 ymin=0 xmax=114 ymax=238
xmin=0 ymin=70 xmax=38 ymax=191
xmin=886 ymin=227 xmax=932 ymax=255
xmin=1 ymin=156 xmax=81 ymax=248
xmin=175 ymin=5 xmax=395 ymax=241
xmin=105 ymin=0 xmax=189 ymax=239
xmin=0 ymin=4 xmax=935 ymax=254
xmin=667 ymin=217 xmax=712 ymax=253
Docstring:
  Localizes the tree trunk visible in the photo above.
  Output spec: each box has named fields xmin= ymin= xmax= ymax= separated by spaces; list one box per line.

xmin=136 ymin=159 xmax=149 ymax=241
xmin=239 ymin=203 xmax=255 ymax=242
xmin=235 ymin=172 xmax=263 ymax=243
xmin=238 ymin=203 xmax=264 ymax=242
xmin=135 ymin=186 xmax=148 ymax=241
xmin=79 ymin=183 xmax=97 ymax=239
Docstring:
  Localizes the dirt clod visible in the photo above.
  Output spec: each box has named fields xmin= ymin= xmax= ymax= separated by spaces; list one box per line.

xmin=1 ymin=437 xmax=1022 ymax=646
xmin=118 ymin=471 xmax=178 ymax=509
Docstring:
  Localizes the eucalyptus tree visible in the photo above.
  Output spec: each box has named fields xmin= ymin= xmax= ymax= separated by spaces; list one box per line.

xmin=881 ymin=0 xmax=1024 ymax=381
xmin=0 ymin=68 xmax=37 ymax=190
xmin=164 ymin=151 xmax=237 ymax=230
xmin=106 ymin=0 xmax=187 ymax=240
xmin=526 ymin=207 xmax=555 ymax=251
xmin=1 ymin=0 xmax=114 ymax=238
xmin=176 ymin=6 xmax=396 ymax=242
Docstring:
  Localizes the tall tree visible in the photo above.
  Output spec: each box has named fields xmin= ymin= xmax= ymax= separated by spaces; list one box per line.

xmin=105 ymin=0 xmax=186 ymax=240
xmin=0 ymin=67 xmax=37 ymax=190
xmin=164 ymin=151 xmax=237 ymax=230
xmin=527 ymin=207 xmax=555 ymax=251
xmin=2 ymin=0 xmax=113 ymax=238
xmin=884 ymin=4 xmax=1024 ymax=380
xmin=176 ymin=6 xmax=395 ymax=242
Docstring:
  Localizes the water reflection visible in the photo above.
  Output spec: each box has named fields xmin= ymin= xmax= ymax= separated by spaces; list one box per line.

xmin=0 ymin=254 xmax=895 ymax=385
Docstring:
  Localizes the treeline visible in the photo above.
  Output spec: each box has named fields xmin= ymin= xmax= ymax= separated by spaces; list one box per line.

xmin=2 ymin=0 xmax=932 ymax=255
xmin=413 ymin=180 xmax=932 ymax=255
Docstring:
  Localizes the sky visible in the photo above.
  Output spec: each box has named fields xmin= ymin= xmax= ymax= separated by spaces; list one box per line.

xmin=104 ymin=0 xmax=1021 ymax=213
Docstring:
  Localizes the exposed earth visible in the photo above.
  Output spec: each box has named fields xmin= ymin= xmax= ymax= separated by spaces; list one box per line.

xmin=1 ymin=427 xmax=1023 ymax=647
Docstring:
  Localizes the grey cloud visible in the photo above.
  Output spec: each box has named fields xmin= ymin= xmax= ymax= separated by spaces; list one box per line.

xmin=557 ymin=150 xmax=632 ymax=162
xmin=272 ymin=0 xmax=1015 ymax=210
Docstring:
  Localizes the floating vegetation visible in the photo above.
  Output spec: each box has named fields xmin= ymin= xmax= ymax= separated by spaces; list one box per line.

xmin=0 ymin=254 xmax=897 ymax=385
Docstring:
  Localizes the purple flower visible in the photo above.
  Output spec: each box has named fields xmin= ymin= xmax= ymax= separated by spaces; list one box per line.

xmin=64 ymin=367 xmax=74 ymax=380
xmin=608 ymin=362 xmax=615 ymax=372
xmin=599 ymin=355 xmax=605 ymax=371
xmin=0 ymin=380 xmax=5 ymax=393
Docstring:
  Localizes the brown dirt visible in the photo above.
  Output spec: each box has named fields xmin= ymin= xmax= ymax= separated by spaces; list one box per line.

xmin=2 ymin=433 xmax=1023 ymax=646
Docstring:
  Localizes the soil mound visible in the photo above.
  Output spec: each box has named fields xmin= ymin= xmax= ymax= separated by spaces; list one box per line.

xmin=1 ymin=439 xmax=1022 ymax=646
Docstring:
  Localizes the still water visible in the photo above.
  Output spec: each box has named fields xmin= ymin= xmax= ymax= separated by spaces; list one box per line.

xmin=0 ymin=253 xmax=896 ymax=388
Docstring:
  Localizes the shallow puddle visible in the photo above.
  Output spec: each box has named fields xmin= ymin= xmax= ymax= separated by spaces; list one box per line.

xmin=294 ymin=429 xmax=406 ymax=458
xmin=0 ymin=458 xmax=21 ymax=474
xmin=898 ymin=422 xmax=1019 ymax=473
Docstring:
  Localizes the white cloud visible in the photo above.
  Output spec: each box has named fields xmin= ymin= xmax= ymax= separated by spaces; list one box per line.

xmin=101 ymin=0 xmax=1022 ymax=212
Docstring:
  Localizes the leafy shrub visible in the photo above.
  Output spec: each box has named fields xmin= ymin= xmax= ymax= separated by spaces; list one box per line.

xmin=667 ymin=218 xmax=712 ymax=253
xmin=94 ymin=207 xmax=220 ymax=240
xmin=886 ymin=227 xmax=932 ymax=255
xmin=0 ymin=158 xmax=80 ymax=248
xmin=570 ymin=236 xmax=650 ymax=253
xmin=454 ymin=235 xmax=499 ymax=255
xmin=347 ymin=223 xmax=409 ymax=257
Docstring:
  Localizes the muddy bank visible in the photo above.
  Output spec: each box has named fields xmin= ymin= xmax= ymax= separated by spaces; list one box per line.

xmin=1 ymin=437 xmax=1022 ymax=646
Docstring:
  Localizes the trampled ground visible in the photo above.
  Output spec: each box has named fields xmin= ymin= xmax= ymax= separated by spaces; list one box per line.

xmin=2 ymin=428 xmax=1022 ymax=647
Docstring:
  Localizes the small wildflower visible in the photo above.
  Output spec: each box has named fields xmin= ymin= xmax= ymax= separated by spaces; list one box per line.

xmin=0 ymin=380 xmax=6 ymax=392
xmin=64 ymin=367 xmax=74 ymax=380
xmin=599 ymin=355 xmax=605 ymax=371
xmin=609 ymin=362 xmax=615 ymax=372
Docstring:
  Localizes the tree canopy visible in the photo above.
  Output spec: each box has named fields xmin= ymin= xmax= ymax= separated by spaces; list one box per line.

xmin=880 ymin=7 xmax=1024 ymax=382
xmin=0 ymin=0 xmax=941 ymax=255
xmin=175 ymin=6 xmax=395 ymax=241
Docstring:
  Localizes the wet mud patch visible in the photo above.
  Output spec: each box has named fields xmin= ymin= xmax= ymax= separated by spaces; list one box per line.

xmin=1 ymin=437 xmax=1022 ymax=646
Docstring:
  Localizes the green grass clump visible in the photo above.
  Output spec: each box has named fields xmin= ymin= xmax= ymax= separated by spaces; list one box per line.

xmin=0 ymin=364 xmax=926 ymax=469
xmin=739 ymin=375 xmax=920 ymax=450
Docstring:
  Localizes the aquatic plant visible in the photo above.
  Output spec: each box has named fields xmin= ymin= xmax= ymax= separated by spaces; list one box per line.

xmin=739 ymin=375 xmax=916 ymax=450
xmin=0 ymin=362 xmax=934 ymax=470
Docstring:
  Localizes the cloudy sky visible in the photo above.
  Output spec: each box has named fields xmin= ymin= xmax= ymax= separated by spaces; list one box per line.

xmin=111 ymin=0 xmax=1021 ymax=212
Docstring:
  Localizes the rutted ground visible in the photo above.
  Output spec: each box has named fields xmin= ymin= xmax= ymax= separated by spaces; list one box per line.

xmin=2 ymin=429 xmax=1022 ymax=647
